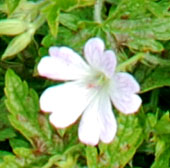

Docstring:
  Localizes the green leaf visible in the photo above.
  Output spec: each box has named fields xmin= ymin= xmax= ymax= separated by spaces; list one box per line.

xmin=52 ymin=0 xmax=95 ymax=11
xmin=59 ymin=13 xmax=79 ymax=31
xmin=99 ymin=114 xmax=144 ymax=167
xmin=0 ymin=19 xmax=27 ymax=36
xmin=5 ymin=0 xmax=20 ymax=14
xmin=2 ymin=30 xmax=34 ymax=60
xmin=41 ymin=34 xmax=57 ymax=47
xmin=0 ymin=128 xmax=16 ymax=141
xmin=0 ymin=147 xmax=49 ymax=168
xmin=9 ymin=138 xmax=30 ymax=149
xmin=85 ymin=114 xmax=144 ymax=167
xmin=151 ymin=138 xmax=170 ymax=168
xmin=106 ymin=0 xmax=170 ymax=53
xmin=107 ymin=17 xmax=170 ymax=52
xmin=147 ymin=1 xmax=170 ymax=18
xmin=141 ymin=67 xmax=170 ymax=93
xmin=155 ymin=112 xmax=170 ymax=135
xmin=4 ymin=69 xmax=53 ymax=153
xmin=0 ymin=98 xmax=16 ymax=141
xmin=44 ymin=5 xmax=60 ymax=37
xmin=0 ymin=151 xmax=12 ymax=163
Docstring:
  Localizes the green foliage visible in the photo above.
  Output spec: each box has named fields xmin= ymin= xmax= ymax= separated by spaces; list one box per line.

xmin=0 ymin=0 xmax=170 ymax=167
xmin=0 ymin=98 xmax=16 ymax=141
xmin=4 ymin=69 xmax=54 ymax=153
xmin=87 ymin=114 xmax=144 ymax=168
xmin=151 ymin=112 xmax=170 ymax=168
xmin=142 ymin=67 xmax=170 ymax=93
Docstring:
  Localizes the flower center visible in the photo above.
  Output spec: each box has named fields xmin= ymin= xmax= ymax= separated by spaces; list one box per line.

xmin=86 ymin=72 xmax=110 ymax=91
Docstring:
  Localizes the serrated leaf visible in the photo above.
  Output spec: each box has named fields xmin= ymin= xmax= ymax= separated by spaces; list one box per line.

xmin=147 ymin=1 xmax=170 ymax=18
xmin=0 ymin=98 xmax=16 ymax=141
xmin=107 ymin=17 xmax=170 ymax=52
xmin=151 ymin=138 xmax=170 ymax=168
xmin=0 ymin=147 xmax=49 ymax=168
xmin=4 ymin=69 xmax=53 ymax=153
xmin=141 ymin=67 xmax=170 ymax=93
xmin=109 ymin=0 xmax=148 ymax=19
xmin=98 ymin=114 xmax=144 ymax=168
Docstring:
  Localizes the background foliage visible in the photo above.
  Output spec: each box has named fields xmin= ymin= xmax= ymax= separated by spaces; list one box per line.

xmin=0 ymin=0 xmax=170 ymax=167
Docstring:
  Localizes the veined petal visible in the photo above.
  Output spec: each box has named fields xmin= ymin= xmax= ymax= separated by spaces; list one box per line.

xmin=100 ymin=50 xmax=117 ymax=77
xmin=78 ymin=98 xmax=100 ymax=146
xmin=78 ymin=93 xmax=117 ymax=145
xmin=40 ymin=81 xmax=95 ymax=128
xmin=110 ymin=72 xmax=142 ymax=114
xmin=84 ymin=37 xmax=116 ymax=77
xmin=111 ymin=93 xmax=142 ymax=114
xmin=84 ymin=37 xmax=104 ymax=68
xmin=113 ymin=72 xmax=140 ymax=93
xmin=98 ymin=95 xmax=117 ymax=143
xmin=38 ymin=46 xmax=89 ymax=81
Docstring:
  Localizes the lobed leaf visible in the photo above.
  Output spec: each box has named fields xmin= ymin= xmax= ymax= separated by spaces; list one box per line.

xmin=4 ymin=69 xmax=53 ymax=154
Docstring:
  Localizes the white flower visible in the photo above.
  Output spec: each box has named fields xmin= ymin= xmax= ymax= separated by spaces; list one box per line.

xmin=37 ymin=37 xmax=142 ymax=146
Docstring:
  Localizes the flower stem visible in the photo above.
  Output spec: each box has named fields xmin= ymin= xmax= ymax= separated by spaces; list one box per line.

xmin=116 ymin=53 xmax=144 ymax=72
xmin=144 ymin=55 xmax=170 ymax=66
xmin=94 ymin=0 xmax=104 ymax=23
xmin=117 ymin=53 xmax=170 ymax=72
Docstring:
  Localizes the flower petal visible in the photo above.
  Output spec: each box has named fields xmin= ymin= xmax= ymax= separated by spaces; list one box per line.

xmin=84 ymin=37 xmax=104 ymax=68
xmin=110 ymin=72 xmax=142 ymax=114
xmin=78 ymin=98 xmax=100 ymax=146
xmin=100 ymin=50 xmax=117 ymax=77
xmin=84 ymin=37 xmax=116 ymax=77
xmin=38 ymin=47 xmax=89 ymax=81
xmin=98 ymin=96 xmax=117 ymax=143
xmin=113 ymin=72 xmax=140 ymax=93
xmin=111 ymin=93 xmax=142 ymax=114
xmin=40 ymin=81 xmax=95 ymax=128
xmin=78 ymin=94 xmax=117 ymax=145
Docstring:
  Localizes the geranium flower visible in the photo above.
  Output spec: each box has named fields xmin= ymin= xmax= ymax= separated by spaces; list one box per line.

xmin=37 ymin=37 xmax=142 ymax=146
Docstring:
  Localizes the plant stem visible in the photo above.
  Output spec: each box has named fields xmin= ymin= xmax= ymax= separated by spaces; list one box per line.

xmin=32 ymin=15 xmax=46 ymax=30
xmin=116 ymin=53 xmax=170 ymax=72
xmin=116 ymin=53 xmax=144 ymax=72
xmin=94 ymin=0 xmax=103 ymax=23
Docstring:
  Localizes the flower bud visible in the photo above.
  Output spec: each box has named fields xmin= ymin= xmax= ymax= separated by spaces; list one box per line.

xmin=0 ymin=19 xmax=27 ymax=36
xmin=2 ymin=29 xmax=35 ymax=60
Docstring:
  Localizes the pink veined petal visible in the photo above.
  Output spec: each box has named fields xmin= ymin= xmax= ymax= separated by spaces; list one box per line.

xmin=84 ymin=37 xmax=117 ymax=78
xmin=84 ymin=37 xmax=104 ymax=68
xmin=111 ymin=93 xmax=142 ymax=114
xmin=78 ymin=97 xmax=101 ymax=146
xmin=78 ymin=93 xmax=117 ymax=145
xmin=110 ymin=72 xmax=142 ymax=114
xmin=113 ymin=72 xmax=140 ymax=93
xmin=39 ymin=81 xmax=96 ymax=128
xmin=98 ymin=95 xmax=117 ymax=143
xmin=38 ymin=46 xmax=90 ymax=81
xmin=100 ymin=50 xmax=117 ymax=78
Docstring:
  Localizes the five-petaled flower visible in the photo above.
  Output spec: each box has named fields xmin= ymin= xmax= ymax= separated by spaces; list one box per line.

xmin=37 ymin=37 xmax=142 ymax=146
